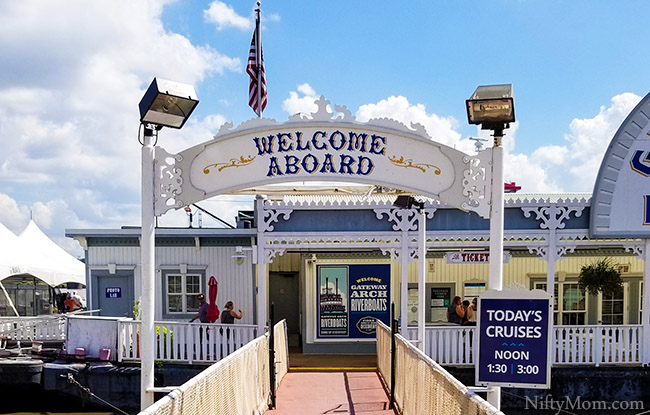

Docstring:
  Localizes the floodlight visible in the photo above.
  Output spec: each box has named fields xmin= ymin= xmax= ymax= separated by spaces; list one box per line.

xmin=466 ymin=84 xmax=515 ymax=129
xmin=138 ymin=78 xmax=199 ymax=129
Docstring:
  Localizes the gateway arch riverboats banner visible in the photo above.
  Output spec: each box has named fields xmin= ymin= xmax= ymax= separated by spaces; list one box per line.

xmin=152 ymin=96 xmax=493 ymax=219
xmin=317 ymin=264 xmax=390 ymax=339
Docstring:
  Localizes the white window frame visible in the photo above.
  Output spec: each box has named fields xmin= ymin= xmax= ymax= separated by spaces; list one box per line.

xmin=534 ymin=281 xmax=587 ymax=325
xmin=638 ymin=280 xmax=643 ymax=324
xmin=165 ymin=270 xmax=203 ymax=314
xmin=597 ymin=282 xmax=629 ymax=325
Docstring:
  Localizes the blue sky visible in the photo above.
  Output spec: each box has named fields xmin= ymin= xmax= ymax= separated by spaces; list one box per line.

xmin=0 ymin=0 xmax=648 ymax=256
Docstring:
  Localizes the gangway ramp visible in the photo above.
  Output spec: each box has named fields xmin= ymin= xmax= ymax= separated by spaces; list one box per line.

xmin=265 ymin=371 xmax=395 ymax=415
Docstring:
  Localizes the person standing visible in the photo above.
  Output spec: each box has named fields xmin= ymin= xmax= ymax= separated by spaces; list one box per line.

xmin=190 ymin=294 xmax=209 ymax=323
xmin=64 ymin=293 xmax=80 ymax=312
xmin=221 ymin=301 xmax=243 ymax=324
xmin=447 ymin=296 xmax=465 ymax=325
xmin=465 ymin=298 xmax=477 ymax=326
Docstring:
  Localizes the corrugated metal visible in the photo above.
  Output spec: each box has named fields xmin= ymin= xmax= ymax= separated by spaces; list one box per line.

xmin=268 ymin=252 xmax=301 ymax=272
xmin=411 ymin=254 xmax=644 ymax=293
xmin=87 ymin=245 xmax=255 ymax=325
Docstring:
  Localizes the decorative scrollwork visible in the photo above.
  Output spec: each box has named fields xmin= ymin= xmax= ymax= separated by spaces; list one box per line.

xmin=374 ymin=207 xmax=436 ymax=232
xmin=623 ymin=243 xmax=644 ymax=258
xmin=264 ymin=248 xmax=286 ymax=263
xmin=154 ymin=147 xmax=184 ymax=216
xmin=522 ymin=205 xmax=584 ymax=230
xmin=557 ymin=245 xmax=576 ymax=257
xmin=388 ymin=155 xmax=441 ymax=174
xmin=380 ymin=248 xmax=399 ymax=259
xmin=260 ymin=208 xmax=293 ymax=232
xmin=203 ymin=155 xmax=256 ymax=174
xmin=460 ymin=151 xmax=491 ymax=219
xmin=527 ymin=246 xmax=548 ymax=259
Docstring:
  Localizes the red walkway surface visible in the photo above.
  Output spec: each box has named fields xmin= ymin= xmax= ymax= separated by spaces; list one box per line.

xmin=265 ymin=371 xmax=396 ymax=415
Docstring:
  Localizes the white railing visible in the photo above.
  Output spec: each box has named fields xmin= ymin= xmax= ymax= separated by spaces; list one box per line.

xmin=404 ymin=324 xmax=643 ymax=367
xmin=553 ymin=324 xmax=641 ymax=365
xmin=117 ymin=319 xmax=260 ymax=364
xmin=378 ymin=322 xmax=503 ymax=415
xmin=0 ymin=315 xmax=66 ymax=341
xmin=139 ymin=320 xmax=288 ymax=415
xmin=405 ymin=325 xmax=476 ymax=366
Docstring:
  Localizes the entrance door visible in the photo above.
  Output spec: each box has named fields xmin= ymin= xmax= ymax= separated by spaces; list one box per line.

xmin=269 ymin=272 xmax=300 ymax=347
xmin=93 ymin=271 xmax=134 ymax=317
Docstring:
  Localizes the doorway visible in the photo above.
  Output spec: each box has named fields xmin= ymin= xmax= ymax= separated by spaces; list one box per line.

xmin=269 ymin=272 xmax=300 ymax=348
xmin=93 ymin=271 xmax=134 ymax=317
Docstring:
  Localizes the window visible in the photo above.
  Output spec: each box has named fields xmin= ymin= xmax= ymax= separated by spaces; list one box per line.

xmin=601 ymin=289 xmax=624 ymax=325
xmin=561 ymin=283 xmax=586 ymax=325
xmin=165 ymin=270 xmax=203 ymax=314
xmin=534 ymin=281 xmax=586 ymax=325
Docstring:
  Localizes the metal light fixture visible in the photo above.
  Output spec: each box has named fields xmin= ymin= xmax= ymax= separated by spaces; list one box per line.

xmin=232 ymin=246 xmax=246 ymax=265
xmin=393 ymin=195 xmax=424 ymax=210
xmin=466 ymin=84 xmax=515 ymax=133
xmin=139 ymin=78 xmax=199 ymax=129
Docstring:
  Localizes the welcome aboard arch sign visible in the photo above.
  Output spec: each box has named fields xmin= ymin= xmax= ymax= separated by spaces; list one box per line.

xmin=153 ymin=96 xmax=493 ymax=218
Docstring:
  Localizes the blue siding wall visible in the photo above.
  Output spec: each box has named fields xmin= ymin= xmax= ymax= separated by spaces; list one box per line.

xmin=269 ymin=206 xmax=590 ymax=233
xmin=273 ymin=210 xmax=395 ymax=232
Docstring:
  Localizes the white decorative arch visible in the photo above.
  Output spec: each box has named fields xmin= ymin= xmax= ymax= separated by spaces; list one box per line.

xmin=591 ymin=92 xmax=650 ymax=238
xmin=152 ymin=96 xmax=493 ymax=218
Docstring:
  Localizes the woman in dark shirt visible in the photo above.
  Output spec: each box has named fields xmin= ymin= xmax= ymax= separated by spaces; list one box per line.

xmin=447 ymin=296 xmax=465 ymax=325
xmin=221 ymin=300 xmax=243 ymax=324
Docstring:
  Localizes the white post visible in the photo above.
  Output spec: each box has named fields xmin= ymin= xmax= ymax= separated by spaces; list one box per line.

xmin=547 ymin=230 xmax=557 ymax=365
xmin=418 ymin=209 xmax=426 ymax=352
xmin=400 ymin=229 xmax=409 ymax=334
xmin=256 ymin=196 xmax=267 ymax=334
xmin=140 ymin=127 xmax=156 ymax=410
xmin=488 ymin=142 xmax=504 ymax=291
xmin=487 ymin=134 xmax=504 ymax=409
xmin=643 ymin=239 xmax=650 ymax=365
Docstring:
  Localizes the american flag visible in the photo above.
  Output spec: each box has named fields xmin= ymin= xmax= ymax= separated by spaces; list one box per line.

xmin=247 ymin=24 xmax=267 ymax=116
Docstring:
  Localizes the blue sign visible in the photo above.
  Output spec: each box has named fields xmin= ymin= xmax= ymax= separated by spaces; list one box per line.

xmin=105 ymin=287 xmax=122 ymax=298
xmin=477 ymin=291 xmax=552 ymax=388
xmin=317 ymin=264 xmax=390 ymax=339
xmin=348 ymin=264 xmax=390 ymax=338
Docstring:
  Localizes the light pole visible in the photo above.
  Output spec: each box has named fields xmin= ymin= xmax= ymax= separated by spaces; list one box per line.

xmin=466 ymin=84 xmax=515 ymax=409
xmin=138 ymin=78 xmax=198 ymax=410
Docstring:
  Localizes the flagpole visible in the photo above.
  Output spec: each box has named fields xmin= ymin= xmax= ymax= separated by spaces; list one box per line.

xmin=255 ymin=2 xmax=262 ymax=118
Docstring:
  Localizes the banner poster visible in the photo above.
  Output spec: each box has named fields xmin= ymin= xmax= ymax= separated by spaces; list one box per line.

xmin=317 ymin=264 xmax=391 ymax=339
xmin=318 ymin=266 xmax=349 ymax=337
xmin=348 ymin=264 xmax=391 ymax=338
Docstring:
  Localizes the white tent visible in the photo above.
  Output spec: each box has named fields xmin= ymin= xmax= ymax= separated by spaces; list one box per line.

xmin=0 ymin=220 xmax=85 ymax=287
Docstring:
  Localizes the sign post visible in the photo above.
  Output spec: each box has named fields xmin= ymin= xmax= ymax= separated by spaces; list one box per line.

xmin=477 ymin=288 xmax=553 ymax=389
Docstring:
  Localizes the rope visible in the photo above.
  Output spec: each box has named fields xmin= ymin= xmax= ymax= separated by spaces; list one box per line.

xmin=64 ymin=372 xmax=130 ymax=415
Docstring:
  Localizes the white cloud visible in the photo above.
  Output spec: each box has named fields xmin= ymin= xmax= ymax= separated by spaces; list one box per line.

xmin=355 ymin=96 xmax=469 ymax=152
xmin=204 ymin=1 xmax=253 ymax=31
xmin=0 ymin=0 xmax=239 ymax=253
xmin=282 ymin=83 xmax=321 ymax=116
xmin=505 ymin=93 xmax=641 ymax=193
xmin=282 ymin=86 xmax=642 ymax=195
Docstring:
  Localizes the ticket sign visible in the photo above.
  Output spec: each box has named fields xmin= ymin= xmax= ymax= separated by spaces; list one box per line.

xmin=476 ymin=289 xmax=552 ymax=389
